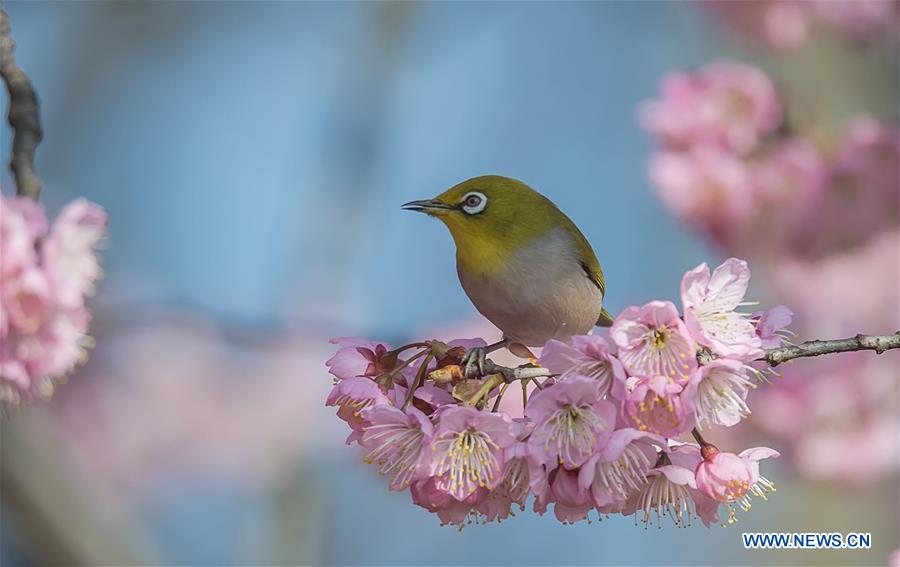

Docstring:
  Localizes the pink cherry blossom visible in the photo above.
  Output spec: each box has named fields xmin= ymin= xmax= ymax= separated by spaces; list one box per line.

xmin=629 ymin=455 xmax=700 ymax=528
xmin=325 ymin=337 xmax=394 ymax=381
xmin=812 ymin=117 xmax=900 ymax=255
xmin=410 ymin=476 xmax=487 ymax=528
xmin=3 ymin=267 xmax=54 ymax=334
xmin=611 ymin=300 xmax=697 ymax=384
xmin=41 ymin=198 xmax=107 ymax=309
xmin=695 ymin=449 xmax=754 ymax=502
xmin=700 ymin=0 xmax=812 ymax=50
xmin=539 ymin=335 xmax=626 ymax=398
xmin=0 ymin=196 xmax=106 ymax=406
xmin=665 ymin=443 xmax=724 ymax=527
xmin=360 ymin=405 xmax=433 ymax=490
xmin=473 ymin=441 xmax=538 ymax=523
xmin=325 ymin=376 xmax=392 ymax=442
xmin=752 ymin=305 xmax=793 ymax=349
xmin=681 ymin=258 xmax=762 ymax=359
xmin=751 ymin=138 xmax=828 ymax=255
xmin=322 ymin=253 xmax=801 ymax=527
xmin=546 ymin=467 xmax=594 ymax=524
xmin=578 ymin=428 xmax=663 ymax=510
xmin=773 ymin=229 xmax=899 ymax=338
xmin=526 ymin=375 xmax=616 ymax=469
xmin=622 ymin=375 xmax=695 ymax=438
xmin=812 ymin=0 xmax=898 ymax=38
xmin=695 ymin=445 xmax=779 ymax=524
xmin=640 ymin=60 xmax=782 ymax=154
xmin=684 ymin=359 xmax=755 ymax=428
xmin=649 ymin=146 xmax=755 ymax=246
xmin=0 ymin=197 xmax=44 ymax=280
xmin=428 ymin=406 xmax=515 ymax=500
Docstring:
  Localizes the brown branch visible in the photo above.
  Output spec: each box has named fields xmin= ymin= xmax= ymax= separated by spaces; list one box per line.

xmin=481 ymin=359 xmax=552 ymax=384
xmin=0 ymin=9 xmax=43 ymax=201
xmin=761 ymin=332 xmax=900 ymax=367
xmin=478 ymin=331 xmax=900 ymax=382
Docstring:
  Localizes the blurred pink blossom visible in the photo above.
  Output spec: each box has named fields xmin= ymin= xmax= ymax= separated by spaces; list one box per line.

xmin=51 ymin=315 xmax=338 ymax=496
xmin=639 ymin=60 xmax=781 ymax=154
xmin=700 ymin=0 xmax=897 ymax=49
xmin=811 ymin=117 xmax=900 ymax=255
xmin=773 ymin=228 xmax=900 ymax=337
xmin=753 ymin=351 xmax=899 ymax=484
xmin=0 ymin=196 xmax=106 ymax=406
xmin=812 ymin=0 xmax=898 ymax=38
xmin=649 ymin=146 xmax=755 ymax=246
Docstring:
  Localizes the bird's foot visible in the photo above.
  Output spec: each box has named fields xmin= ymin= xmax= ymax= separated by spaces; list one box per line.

xmin=461 ymin=347 xmax=487 ymax=378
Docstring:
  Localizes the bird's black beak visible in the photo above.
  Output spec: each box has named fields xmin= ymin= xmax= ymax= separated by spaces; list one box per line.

xmin=401 ymin=199 xmax=454 ymax=215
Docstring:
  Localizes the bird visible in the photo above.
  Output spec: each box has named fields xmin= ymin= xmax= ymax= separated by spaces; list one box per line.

xmin=402 ymin=174 xmax=613 ymax=375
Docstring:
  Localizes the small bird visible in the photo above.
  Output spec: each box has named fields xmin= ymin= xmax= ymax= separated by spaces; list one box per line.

xmin=403 ymin=175 xmax=613 ymax=374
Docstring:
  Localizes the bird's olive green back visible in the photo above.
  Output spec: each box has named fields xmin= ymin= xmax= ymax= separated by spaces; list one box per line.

xmin=431 ymin=175 xmax=605 ymax=296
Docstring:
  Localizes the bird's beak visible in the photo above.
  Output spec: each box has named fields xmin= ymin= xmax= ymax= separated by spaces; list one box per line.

xmin=401 ymin=198 xmax=454 ymax=215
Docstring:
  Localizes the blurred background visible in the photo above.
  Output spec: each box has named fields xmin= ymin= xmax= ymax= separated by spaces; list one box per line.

xmin=1 ymin=1 xmax=897 ymax=565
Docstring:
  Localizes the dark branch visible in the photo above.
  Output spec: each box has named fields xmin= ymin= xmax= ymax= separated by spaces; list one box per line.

xmin=479 ymin=332 xmax=900 ymax=382
xmin=481 ymin=359 xmax=551 ymax=384
xmin=0 ymin=9 xmax=43 ymax=201
xmin=762 ymin=332 xmax=900 ymax=367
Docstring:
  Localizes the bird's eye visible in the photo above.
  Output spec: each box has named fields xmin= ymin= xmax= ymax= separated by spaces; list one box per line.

xmin=461 ymin=191 xmax=487 ymax=215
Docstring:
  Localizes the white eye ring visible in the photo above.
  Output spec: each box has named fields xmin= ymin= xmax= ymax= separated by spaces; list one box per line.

xmin=461 ymin=191 xmax=487 ymax=215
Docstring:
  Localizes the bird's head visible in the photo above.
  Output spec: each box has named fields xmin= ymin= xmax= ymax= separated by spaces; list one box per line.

xmin=402 ymin=175 xmax=562 ymax=272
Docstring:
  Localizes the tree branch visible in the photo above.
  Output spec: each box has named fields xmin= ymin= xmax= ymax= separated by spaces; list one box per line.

xmin=481 ymin=359 xmax=552 ymax=384
xmin=0 ymin=9 xmax=43 ymax=201
xmin=477 ymin=332 xmax=900 ymax=382
xmin=761 ymin=332 xmax=900 ymax=367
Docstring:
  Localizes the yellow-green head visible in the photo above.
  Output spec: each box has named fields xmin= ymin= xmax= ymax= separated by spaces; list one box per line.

xmin=402 ymin=175 xmax=575 ymax=274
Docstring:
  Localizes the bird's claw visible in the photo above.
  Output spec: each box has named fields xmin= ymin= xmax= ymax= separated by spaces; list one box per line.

xmin=461 ymin=347 xmax=486 ymax=378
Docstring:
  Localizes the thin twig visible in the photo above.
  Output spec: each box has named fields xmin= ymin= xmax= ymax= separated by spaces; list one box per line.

xmin=476 ymin=332 xmax=900 ymax=383
xmin=0 ymin=9 xmax=43 ymax=201
xmin=481 ymin=359 xmax=552 ymax=384
xmin=401 ymin=352 xmax=431 ymax=410
xmin=491 ymin=383 xmax=510 ymax=412
xmin=761 ymin=332 xmax=900 ymax=367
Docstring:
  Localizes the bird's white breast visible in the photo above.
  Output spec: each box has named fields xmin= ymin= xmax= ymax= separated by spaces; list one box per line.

xmin=458 ymin=228 xmax=604 ymax=346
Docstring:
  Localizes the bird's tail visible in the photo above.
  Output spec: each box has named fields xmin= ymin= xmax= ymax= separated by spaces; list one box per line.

xmin=596 ymin=307 xmax=615 ymax=328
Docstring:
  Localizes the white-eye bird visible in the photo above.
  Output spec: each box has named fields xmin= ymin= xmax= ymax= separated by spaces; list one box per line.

xmin=402 ymin=175 xmax=613 ymax=374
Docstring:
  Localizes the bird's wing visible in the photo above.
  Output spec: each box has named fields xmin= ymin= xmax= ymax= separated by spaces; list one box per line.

xmin=579 ymin=260 xmax=605 ymax=296
xmin=570 ymin=228 xmax=613 ymax=327
xmin=555 ymin=203 xmax=609 ymax=324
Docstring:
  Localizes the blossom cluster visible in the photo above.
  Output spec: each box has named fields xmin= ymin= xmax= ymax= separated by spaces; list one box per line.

xmin=641 ymin=58 xmax=899 ymax=484
xmin=325 ymin=258 xmax=784 ymax=528
xmin=0 ymin=195 xmax=107 ymax=407
xmin=641 ymin=60 xmax=899 ymax=259
xmin=701 ymin=0 xmax=899 ymax=50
